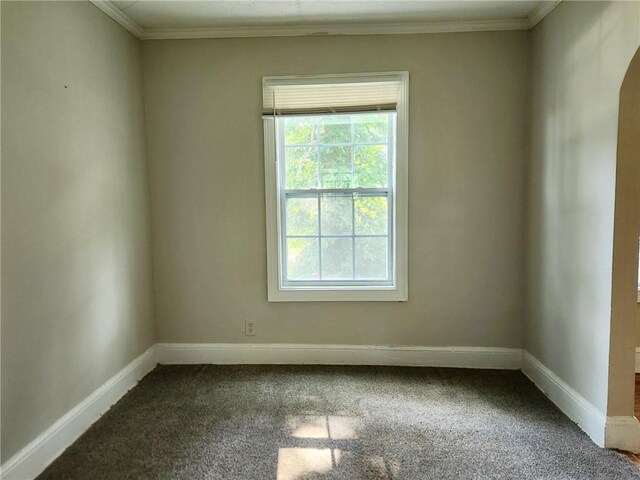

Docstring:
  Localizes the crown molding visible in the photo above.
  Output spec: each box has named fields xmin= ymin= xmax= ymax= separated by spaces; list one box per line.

xmin=528 ymin=1 xmax=561 ymax=29
xmin=140 ymin=18 xmax=529 ymax=40
xmin=90 ymin=1 xmax=561 ymax=40
xmin=89 ymin=1 xmax=144 ymax=37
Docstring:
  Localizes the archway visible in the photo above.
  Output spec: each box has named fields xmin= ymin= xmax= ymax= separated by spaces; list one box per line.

xmin=607 ymin=46 xmax=640 ymax=452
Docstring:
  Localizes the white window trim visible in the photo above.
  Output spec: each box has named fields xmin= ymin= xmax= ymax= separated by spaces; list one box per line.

xmin=263 ymin=71 xmax=409 ymax=302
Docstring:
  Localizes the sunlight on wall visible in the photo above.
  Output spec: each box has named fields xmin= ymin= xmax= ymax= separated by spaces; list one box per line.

xmin=527 ymin=0 xmax=640 ymax=417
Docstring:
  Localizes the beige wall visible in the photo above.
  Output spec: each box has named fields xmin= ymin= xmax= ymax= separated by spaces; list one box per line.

xmin=1 ymin=1 xmax=155 ymax=462
xmin=526 ymin=1 xmax=640 ymax=415
xmin=141 ymin=31 xmax=529 ymax=346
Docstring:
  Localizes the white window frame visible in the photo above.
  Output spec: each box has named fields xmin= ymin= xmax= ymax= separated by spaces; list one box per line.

xmin=263 ymin=72 xmax=409 ymax=302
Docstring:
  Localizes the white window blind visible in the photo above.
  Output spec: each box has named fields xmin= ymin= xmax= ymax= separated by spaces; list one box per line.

xmin=262 ymin=73 xmax=403 ymax=116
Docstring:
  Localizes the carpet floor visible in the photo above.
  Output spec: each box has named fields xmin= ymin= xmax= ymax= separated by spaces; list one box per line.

xmin=37 ymin=365 xmax=640 ymax=480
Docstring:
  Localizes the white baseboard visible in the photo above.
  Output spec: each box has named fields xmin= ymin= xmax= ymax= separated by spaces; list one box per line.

xmin=606 ymin=416 xmax=640 ymax=452
xmin=521 ymin=351 xmax=606 ymax=447
xmin=0 ymin=346 xmax=158 ymax=480
xmin=635 ymin=347 xmax=640 ymax=373
xmin=156 ymin=343 xmax=523 ymax=369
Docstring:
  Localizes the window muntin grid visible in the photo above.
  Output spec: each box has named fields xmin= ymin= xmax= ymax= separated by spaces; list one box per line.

xmin=276 ymin=112 xmax=396 ymax=287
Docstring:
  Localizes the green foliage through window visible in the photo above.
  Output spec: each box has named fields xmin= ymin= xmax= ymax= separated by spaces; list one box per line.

xmin=280 ymin=112 xmax=394 ymax=283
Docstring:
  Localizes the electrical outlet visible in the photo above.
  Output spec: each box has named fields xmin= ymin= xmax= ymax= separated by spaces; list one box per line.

xmin=245 ymin=320 xmax=256 ymax=336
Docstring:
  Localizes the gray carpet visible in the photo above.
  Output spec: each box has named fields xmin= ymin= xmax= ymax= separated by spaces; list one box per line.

xmin=37 ymin=365 xmax=640 ymax=479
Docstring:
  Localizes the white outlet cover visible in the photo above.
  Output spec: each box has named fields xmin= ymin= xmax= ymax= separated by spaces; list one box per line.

xmin=245 ymin=320 xmax=256 ymax=336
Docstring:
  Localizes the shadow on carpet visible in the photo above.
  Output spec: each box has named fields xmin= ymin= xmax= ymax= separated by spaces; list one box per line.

xmin=37 ymin=365 xmax=640 ymax=479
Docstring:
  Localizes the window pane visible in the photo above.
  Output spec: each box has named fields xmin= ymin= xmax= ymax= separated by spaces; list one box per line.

xmin=286 ymin=197 xmax=318 ymax=235
xmin=355 ymin=237 xmax=388 ymax=280
xmin=321 ymin=194 xmax=352 ymax=235
xmin=319 ymin=115 xmax=351 ymax=144
xmin=320 ymin=146 xmax=352 ymax=188
xmin=354 ymin=145 xmax=388 ymax=188
xmin=277 ymin=112 xmax=396 ymax=288
xmin=321 ymin=238 xmax=353 ymax=279
xmin=287 ymin=238 xmax=319 ymax=280
xmin=355 ymin=196 xmax=388 ymax=235
xmin=354 ymin=114 xmax=388 ymax=144
xmin=284 ymin=116 xmax=318 ymax=145
xmin=286 ymin=146 xmax=318 ymax=189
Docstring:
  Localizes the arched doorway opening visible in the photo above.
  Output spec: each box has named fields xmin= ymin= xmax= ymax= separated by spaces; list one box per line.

xmin=607 ymin=46 xmax=640 ymax=453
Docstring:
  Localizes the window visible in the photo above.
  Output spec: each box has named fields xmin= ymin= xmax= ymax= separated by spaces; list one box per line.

xmin=263 ymin=73 xmax=408 ymax=301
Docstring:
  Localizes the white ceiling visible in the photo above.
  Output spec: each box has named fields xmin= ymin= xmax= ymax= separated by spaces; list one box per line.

xmin=93 ymin=1 xmax=561 ymax=39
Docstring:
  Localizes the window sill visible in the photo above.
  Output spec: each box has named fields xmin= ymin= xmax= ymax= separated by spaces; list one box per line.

xmin=268 ymin=286 xmax=407 ymax=302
